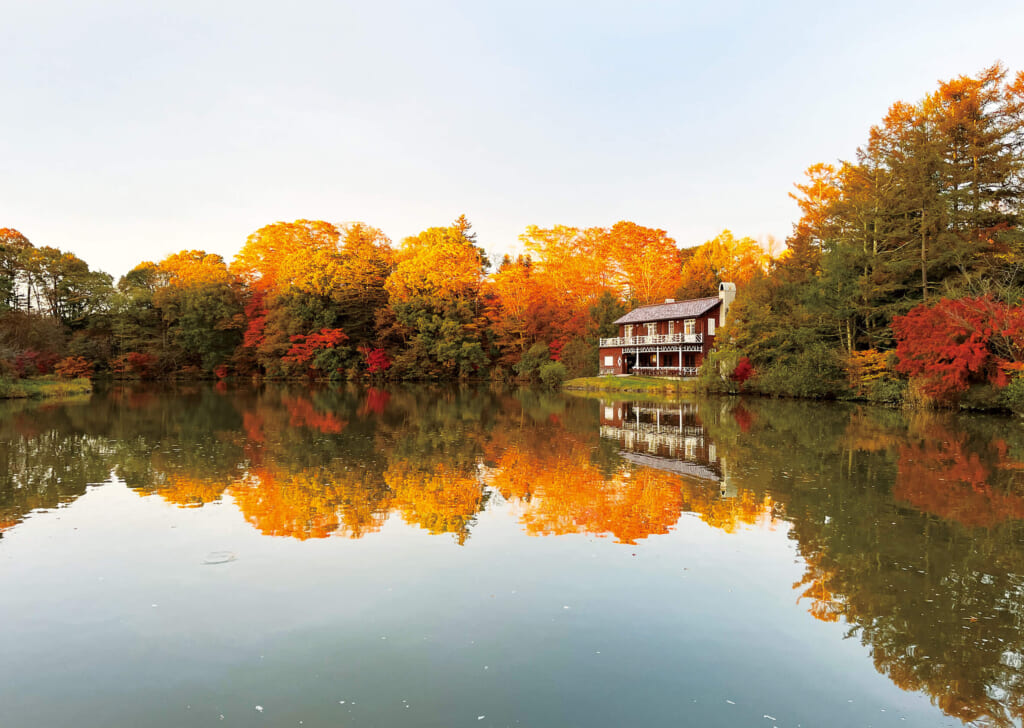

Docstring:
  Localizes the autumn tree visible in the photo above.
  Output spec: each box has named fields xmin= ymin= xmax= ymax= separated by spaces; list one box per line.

xmin=893 ymin=295 xmax=1024 ymax=400
xmin=603 ymin=221 xmax=682 ymax=305
xmin=677 ymin=229 xmax=768 ymax=299
xmin=384 ymin=216 xmax=489 ymax=378
xmin=233 ymin=220 xmax=393 ymax=376
xmin=151 ymin=250 xmax=245 ymax=373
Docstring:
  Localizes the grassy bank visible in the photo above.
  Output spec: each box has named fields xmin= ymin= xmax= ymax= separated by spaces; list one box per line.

xmin=0 ymin=376 xmax=93 ymax=400
xmin=564 ymin=375 xmax=698 ymax=396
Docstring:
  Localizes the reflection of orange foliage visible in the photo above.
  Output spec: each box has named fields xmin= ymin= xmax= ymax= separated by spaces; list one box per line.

xmin=842 ymin=410 xmax=897 ymax=453
xmin=895 ymin=427 xmax=1024 ymax=527
xmin=793 ymin=563 xmax=844 ymax=623
xmin=282 ymin=395 xmax=347 ymax=434
xmin=523 ymin=466 xmax=684 ymax=544
xmin=147 ymin=475 xmax=229 ymax=507
xmin=489 ymin=441 xmax=772 ymax=543
xmin=696 ymin=489 xmax=774 ymax=534
xmin=231 ymin=469 xmax=340 ymax=539
xmin=0 ymin=517 xmax=21 ymax=534
xmin=242 ymin=410 xmax=265 ymax=443
xmin=231 ymin=466 xmax=391 ymax=540
xmin=385 ymin=461 xmax=484 ymax=543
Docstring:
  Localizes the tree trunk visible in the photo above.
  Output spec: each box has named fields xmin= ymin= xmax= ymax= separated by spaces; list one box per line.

xmin=921 ymin=207 xmax=928 ymax=301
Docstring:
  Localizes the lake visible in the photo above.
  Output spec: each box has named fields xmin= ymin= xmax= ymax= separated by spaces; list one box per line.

xmin=1 ymin=384 xmax=1022 ymax=727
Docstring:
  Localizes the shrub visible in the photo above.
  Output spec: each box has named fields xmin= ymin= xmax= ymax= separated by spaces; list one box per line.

xmin=847 ymin=349 xmax=890 ymax=398
xmin=513 ymin=342 xmax=550 ymax=381
xmin=14 ymin=349 xmax=60 ymax=377
xmin=54 ymin=356 xmax=93 ymax=379
xmin=558 ymin=337 xmax=597 ymax=378
xmin=959 ymin=383 xmax=1005 ymax=411
xmin=697 ymin=345 xmax=743 ymax=394
xmin=866 ymin=376 xmax=907 ymax=406
xmin=538 ymin=361 xmax=567 ymax=390
xmin=731 ymin=356 xmax=754 ymax=384
xmin=111 ymin=351 xmax=158 ymax=379
xmin=753 ymin=343 xmax=849 ymax=399
xmin=1002 ymin=376 xmax=1024 ymax=415
xmin=363 ymin=347 xmax=392 ymax=375
xmin=893 ymin=295 xmax=1024 ymax=400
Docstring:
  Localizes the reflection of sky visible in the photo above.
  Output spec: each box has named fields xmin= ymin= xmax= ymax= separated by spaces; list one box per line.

xmin=0 ymin=478 xmax=944 ymax=727
xmin=5 ymin=2 xmax=1024 ymax=277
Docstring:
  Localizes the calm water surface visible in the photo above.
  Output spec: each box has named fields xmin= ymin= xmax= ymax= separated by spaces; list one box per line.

xmin=1 ymin=384 xmax=1023 ymax=727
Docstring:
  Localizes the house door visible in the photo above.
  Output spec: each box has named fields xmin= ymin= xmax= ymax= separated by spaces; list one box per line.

xmin=624 ymin=352 xmax=636 ymax=373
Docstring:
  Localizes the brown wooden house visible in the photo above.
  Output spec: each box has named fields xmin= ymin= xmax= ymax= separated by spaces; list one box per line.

xmin=598 ymin=282 xmax=735 ymax=377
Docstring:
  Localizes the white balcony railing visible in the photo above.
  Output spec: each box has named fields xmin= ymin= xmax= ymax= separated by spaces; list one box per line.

xmin=631 ymin=366 xmax=700 ymax=377
xmin=599 ymin=333 xmax=703 ymax=347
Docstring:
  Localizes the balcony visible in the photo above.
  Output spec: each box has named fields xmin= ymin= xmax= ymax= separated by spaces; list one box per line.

xmin=631 ymin=366 xmax=700 ymax=378
xmin=599 ymin=333 xmax=703 ymax=347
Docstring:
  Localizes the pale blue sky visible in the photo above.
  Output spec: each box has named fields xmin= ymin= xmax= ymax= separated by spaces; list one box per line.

xmin=3 ymin=0 xmax=1023 ymax=278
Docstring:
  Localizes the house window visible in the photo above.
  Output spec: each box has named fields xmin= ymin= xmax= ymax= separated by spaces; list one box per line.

xmin=683 ymin=319 xmax=695 ymax=336
xmin=625 ymin=325 xmax=633 ymax=337
xmin=603 ymin=356 xmax=614 ymax=367
xmin=707 ymin=318 xmax=715 ymax=336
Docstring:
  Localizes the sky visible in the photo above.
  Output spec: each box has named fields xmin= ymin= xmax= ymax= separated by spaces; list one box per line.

xmin=3 ymin=0 xmax=1024 ymax=279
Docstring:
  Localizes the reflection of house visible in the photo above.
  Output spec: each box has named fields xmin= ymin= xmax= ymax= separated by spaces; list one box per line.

xmin=599 ymin=400 xmax=734 ymax=496
xmin=598 ymin=282 xmax=735 ymax=377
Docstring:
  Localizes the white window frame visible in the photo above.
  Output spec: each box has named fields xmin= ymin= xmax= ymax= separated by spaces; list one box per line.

xmin=683 ymin=319 xmax=695 ymax=336
xmin=707 ymin=318 xmax=716 ymax=336
xmin=603 ymin=355 xmax=614 ymax=367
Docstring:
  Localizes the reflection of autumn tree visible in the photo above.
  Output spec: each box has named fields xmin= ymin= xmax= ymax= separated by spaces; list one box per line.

xmin=385 ymin=461 xmax=484 ymax=544
xmin=231 ymin=465 xmax=391 ymax=540
xmin=489 ymin=403 xmax=770 ymax=543
xmin=0 ymin=400 xmax=113 ymax=534
xmin=492 ymin=445 xmax=683 ymax=544
xmin=895 ymin=416 xmax=1024 ymax=528
xmin=711 ymin=399 xmax=1024 ymax=727
xmin=376 ymin=386 xmax=495 ymax=543
xmin=281 ymin=393 xmax=347 ymax=434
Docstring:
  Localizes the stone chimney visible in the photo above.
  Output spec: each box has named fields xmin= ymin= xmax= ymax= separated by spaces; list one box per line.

xmin=718 ymin=282 xmax=736 ymax=327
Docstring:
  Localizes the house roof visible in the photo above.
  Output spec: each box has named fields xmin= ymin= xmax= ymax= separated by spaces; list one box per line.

xmin=613 ymin=297 xmax=721 ymax=325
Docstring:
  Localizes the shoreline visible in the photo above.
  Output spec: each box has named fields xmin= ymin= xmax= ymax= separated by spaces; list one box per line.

xmin=0 ymin=377 xmax=93 ymax=400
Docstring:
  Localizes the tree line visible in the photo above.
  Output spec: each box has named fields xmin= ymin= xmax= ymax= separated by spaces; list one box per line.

xmin=0 ymin=216 xmax=769 ymax=384
xmin=707 ymin=62 xmax=1024 ymax=409
xmin=3 ymin=62 xmax=1022 ymax=405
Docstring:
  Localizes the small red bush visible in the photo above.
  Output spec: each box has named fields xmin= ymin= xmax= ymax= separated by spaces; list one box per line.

xmin=731 ymin=356 xmax=754 ymax=384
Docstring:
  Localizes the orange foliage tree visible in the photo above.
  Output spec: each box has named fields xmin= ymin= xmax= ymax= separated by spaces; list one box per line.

xmin=678 ymin=229 xmax=769 ymax=299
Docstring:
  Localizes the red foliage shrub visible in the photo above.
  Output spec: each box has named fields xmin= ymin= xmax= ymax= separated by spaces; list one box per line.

xmin=54 ymin=356 xmax=94 ymax=379
xmin=731 ymin=356 xmax=754 ymax=384
xmin=363 ymin=347 xmax=392 ymax=374
xmin=893 ymin=296 xmax=1024 ymax=400
xmin=14 ymin=349 xmax=60 ymax=377
xmin=111 ymin=351 xmax=158 ymax=379
xmin=282 ymin=328 xmax=349 ymax=366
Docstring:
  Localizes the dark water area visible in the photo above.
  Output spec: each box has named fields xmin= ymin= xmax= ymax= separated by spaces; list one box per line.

xmin=1 ymin=384 xmax=1023 ymax=727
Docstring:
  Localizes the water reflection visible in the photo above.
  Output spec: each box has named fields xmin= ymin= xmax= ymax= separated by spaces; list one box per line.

xmin=3 ymin=387 xmax=1024 ymax=724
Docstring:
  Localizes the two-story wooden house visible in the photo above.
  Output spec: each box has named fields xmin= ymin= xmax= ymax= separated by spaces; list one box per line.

xmin=598 ymin=282 xmax=735 ymax=377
